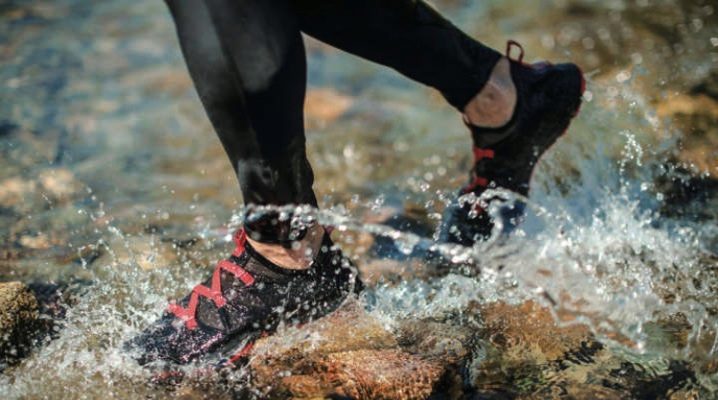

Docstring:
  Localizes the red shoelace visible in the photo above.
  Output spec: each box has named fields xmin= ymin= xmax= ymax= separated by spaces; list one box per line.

xmin=168 ymin=229 xmax=255 ymax=330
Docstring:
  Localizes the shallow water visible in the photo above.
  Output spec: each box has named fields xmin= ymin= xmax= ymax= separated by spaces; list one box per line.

xmin=1 ymin=0 xmax=717 ymax=398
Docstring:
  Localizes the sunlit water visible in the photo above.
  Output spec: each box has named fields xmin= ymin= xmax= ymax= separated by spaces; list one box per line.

xmin=1 ymin=0 xmax=717 ymax=398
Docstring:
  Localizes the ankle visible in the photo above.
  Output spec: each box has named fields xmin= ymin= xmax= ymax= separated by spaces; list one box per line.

xmin=246 ymin=225 xmax=325 ymax=270
xmin=463 ymin=57 xmax=517 ymax=128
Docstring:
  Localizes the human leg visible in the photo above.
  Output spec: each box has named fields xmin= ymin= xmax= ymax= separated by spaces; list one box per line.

xmin=293 ymin=0 xmax=502 ymax=111
xmin=169 ymin=0 xmax=318 ymax=247
xmin=293 ymin=0 xmax=584 ymax=245
xmin=126 ymin=0 xmax=359 ymax=368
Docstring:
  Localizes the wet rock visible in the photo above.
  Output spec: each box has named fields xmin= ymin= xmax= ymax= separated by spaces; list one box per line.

xmin=304 ymin=88 xmax=353 ymax=129
xmin=360 ymin=258 xmax=433 ymax=286
xmin=37 ymin=168 xmax=82 ymax=202
xmin=18 ymin=233 xmax=51 ymax=250
xmin=0 ymin=177 xmax=37 ymax=209
xmin=254 ymin=349 xmax=443 ymax=400
xmin=93 ymin=235 xmax=180 ymax=270
xmin=668 ymin=388 xmax=702 ymax=400
xmin=469 ymin=301 xmax=705 ymax=399
xmin=655 ymin=165 xmax=718 ymax=222
xmin=479 ymin=300 xmax=595 ymax=362
xmin=656 ymin=74 xmax=718 ymax=176
xmin=255 ymin=302 xmax=397 ymax=353
xmin=119 ymin=66 xmax=192 ymax=97
xmin=470 ymin=300 xmax=601 ymax=397
xmin=397 ymin=319 xmax=472 ymax=363
xmin=0 ymin=281 xmax=40 ymax=370
xmin=249 ymin=301 xmax=460 ymax=399
xmin=0 ymin=168 xmax=81 ymax=214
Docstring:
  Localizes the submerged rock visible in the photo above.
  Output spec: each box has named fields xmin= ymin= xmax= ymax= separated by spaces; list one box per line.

xmin=249 ymin=301 xmax=466 ymax=399
xmin=304 ymin=88 xmax=354 ymax=129
xmin=0 ymin=168 xmax=82 ymax=219
xmin=92 ymin=234 xmax=180 ymax=271
xmin=37 ymin=168 xmax=82 ymax=203
xmin=0 ymin=281 xmax=40 ymax=370
xmin=0 ymin=177 xmax=37 ymax=210
xmin=656 ymin=71 xmax=718 ymax=177
xmin=469 ymin=301 xmax=702 ymax=399
xmin=479 ymin=300 xmax=596 ymax=362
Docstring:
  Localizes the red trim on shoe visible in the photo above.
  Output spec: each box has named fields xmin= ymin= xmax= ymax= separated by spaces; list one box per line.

xmin=168 ymin=229 xmax=254 ymax=330
xmin=231 ymin=229 xmax=247 ymax=257
xmin=223 ymin=331 xmax=270 ymax=367
xmin=462 ymin=146 xmax=495 ymax=194
xmin=226 ymin=341 xmax=255 ymax=365
xmin=465 ymin=176 xmax=489 ymax=192
xmin=473 ymin=147 xmax=495 ymax=161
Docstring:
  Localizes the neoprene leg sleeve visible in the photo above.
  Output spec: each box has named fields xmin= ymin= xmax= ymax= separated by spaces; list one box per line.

xmin=165 ymin=0 xmax=316 ymax=243
xmin=293 ymin=0 xmax=502 ymax=110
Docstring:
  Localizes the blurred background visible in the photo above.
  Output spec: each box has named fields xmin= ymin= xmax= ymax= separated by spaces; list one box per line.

xmin=1 ymin=0 xmax=717 ymax=398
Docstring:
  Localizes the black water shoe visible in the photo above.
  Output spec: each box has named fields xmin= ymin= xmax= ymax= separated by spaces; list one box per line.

xmin=441 ymin=40 xmax=585 ymax=245
xmin=124 ymin=228 xmax=361 ymax=368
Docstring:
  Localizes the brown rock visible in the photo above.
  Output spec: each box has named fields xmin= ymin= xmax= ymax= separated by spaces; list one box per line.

xmin=37 ymin=168 xmax=82 ymax=202
xmin=250 ymin=301 xmax=397 ymax=367
xmin=250 ymin=301 xmax=450 ymax=399
xmin=471 ymin=301 xmax=696 ymax=398
xmin=360 ymin=258 xmax=432 ymax=286
xmin=656 ymin=93 xmax=718 ymax=120
xmin=479 ymin=300 xmax=594 ymax=362
xmin=0 ymin=177 xmax=36 ymax=208
xmin=258 ymin=349 xmax=443 ymax=399
xmin=304 ymin=88 xmax=353 ymax=128
xmin=471 ymin=300 xmax=602 ymax=397
xmin=18 ymin=233 xmax=51 ymax=250
xmin=0 ymin=169 xmax=81 ymax=211
xmin=0 ymin=281 xmax=40 ymax=368
xmin=397 ymin=320 xmax=472 ymax=363
xmin=656 ymin=91 xmax=718 ymax=176
xmin=525 ymin=382 xmax=624 ymax=400
xmin=667 ymin=388 xmax=701 ymax=400
xmin=290 ymin=349 xmax=443 ymax=400
xmin=93 ymin=235 xmax=179 ymax=270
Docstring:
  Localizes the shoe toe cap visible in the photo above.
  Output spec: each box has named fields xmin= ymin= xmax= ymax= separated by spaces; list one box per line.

xmin=124 ymin=313 xmax=223 ymax=366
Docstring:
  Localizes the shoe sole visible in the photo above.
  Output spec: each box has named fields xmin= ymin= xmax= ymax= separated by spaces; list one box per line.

xmin=147 ymin=330 xmax=262 ymax=385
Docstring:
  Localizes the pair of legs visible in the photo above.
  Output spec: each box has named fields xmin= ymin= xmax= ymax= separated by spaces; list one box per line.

xmin=130 ymin=0 xmax=585 ymax=368
xmin=165 ymin=0 xmax=517 ymax=267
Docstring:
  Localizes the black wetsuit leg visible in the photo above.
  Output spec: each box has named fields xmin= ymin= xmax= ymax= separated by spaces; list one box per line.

xmin=165 ymin=0 xmax=315 ymax=242
xmin=293 ymin=0 xmax=502 ymax=110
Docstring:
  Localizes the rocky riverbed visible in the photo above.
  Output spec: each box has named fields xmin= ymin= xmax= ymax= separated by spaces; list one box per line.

xmin=1 ymin=0 xmax=717 ymax=398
